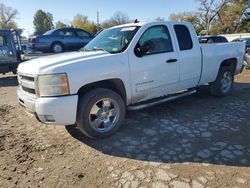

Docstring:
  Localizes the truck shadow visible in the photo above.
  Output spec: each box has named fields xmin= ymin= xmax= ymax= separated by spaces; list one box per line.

xmin=0 ymin=75 xmax=18 ymax=87
xmin=66 ymin=83 xmax=250 ymax=167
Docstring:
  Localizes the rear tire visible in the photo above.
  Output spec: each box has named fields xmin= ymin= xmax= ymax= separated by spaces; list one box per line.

xmin=209 ymin=66 xmax=234 ymax=97
xmin=51 ymin=43 xmax=64 ymax=53
xmin=76 ymin=88 xmax=125 ymax=139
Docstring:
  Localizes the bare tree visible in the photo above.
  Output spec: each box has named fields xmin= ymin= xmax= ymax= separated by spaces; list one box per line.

xmin=198 ymin=0 xmax=232 ymax=34
xmin=111 ymin=11 xmax=130 ymax=25
xmin=101 ymin=11 xmax=131 ymax=29
xmin=155 ymin=17 xmax=165 ymax=21
xmin=169 ymin=11 xmax=203 ymax=34
xmin=0 ymin=3 xmax=18 ymax=29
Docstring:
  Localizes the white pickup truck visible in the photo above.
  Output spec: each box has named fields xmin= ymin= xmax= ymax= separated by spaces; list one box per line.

xmin=17 ymin=21 xmax=245 ymax=138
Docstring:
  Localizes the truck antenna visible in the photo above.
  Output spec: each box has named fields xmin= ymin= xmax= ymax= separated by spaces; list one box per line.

xmin=134 ymin=19 xmax=139 ymax=23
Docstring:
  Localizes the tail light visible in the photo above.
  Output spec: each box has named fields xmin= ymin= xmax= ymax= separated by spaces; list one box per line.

xmin=31 ymin=37 xmax=40 ymax=43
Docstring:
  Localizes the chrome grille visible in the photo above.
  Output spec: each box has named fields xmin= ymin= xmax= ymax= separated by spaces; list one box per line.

xmin=18 ymin=73 xmax=36 ymax=97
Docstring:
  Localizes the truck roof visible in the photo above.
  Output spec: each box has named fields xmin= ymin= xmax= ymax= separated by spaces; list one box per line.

xmin=110 ymin=21 xmax=190 ymax=29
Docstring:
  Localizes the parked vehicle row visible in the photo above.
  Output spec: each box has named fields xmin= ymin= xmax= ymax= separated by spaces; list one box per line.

xmin=232 ymin=38 xmax=250 ymax=67
xmin=0 ymin=27 xmax=95 ymax=74
xmin=17 ymin=21 xmax=245 ymax=138
xmin=198 ymin=35 xmax=250 ymax=68
xmin=199 ymin=35 xmax=228 ymax=44
xmin=29 ymin=28 xmax=94 ymax=53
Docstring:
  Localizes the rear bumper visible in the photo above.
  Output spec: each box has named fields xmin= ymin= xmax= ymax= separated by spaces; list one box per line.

xmin=17 ymin=87 xmax=78 ymax=125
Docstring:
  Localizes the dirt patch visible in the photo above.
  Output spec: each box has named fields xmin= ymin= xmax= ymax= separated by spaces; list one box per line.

xmin=0 ymin=71 xmax=250 ymax=187
xmin=0 ymin=104 xmax=13 ymax=118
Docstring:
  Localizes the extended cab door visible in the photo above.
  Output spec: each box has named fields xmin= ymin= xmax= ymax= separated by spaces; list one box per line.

xmin=128 ymin=24 xmax=180 ymax=103
xmin=172 ymin=24 xmax=202 ymax=90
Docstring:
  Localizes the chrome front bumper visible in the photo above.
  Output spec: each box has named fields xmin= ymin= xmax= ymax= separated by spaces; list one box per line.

xmin=17 ymin=87 xmax=78 ymax=125
xmin=17 ymin=87 xmax=36 ymax=113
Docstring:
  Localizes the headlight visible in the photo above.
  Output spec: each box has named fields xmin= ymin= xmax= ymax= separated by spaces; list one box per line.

xmin=37 ymin=73 xmax=70 ymax=97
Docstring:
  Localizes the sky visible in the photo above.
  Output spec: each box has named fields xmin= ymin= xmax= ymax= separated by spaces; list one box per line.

xmin=1 ymin=0 xmax=199 ymax=36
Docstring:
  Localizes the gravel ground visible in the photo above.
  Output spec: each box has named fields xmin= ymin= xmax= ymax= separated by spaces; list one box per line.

xmin=0 ymin=69 xmax=250 ymax=188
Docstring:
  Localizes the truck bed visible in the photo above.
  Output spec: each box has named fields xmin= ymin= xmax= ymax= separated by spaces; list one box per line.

xmin=199 ymin=42 xmax=245 ymax=85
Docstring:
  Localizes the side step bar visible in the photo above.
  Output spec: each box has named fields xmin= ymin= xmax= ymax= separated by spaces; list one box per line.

xmin=127 ymin=89 xmax=197 ymax=111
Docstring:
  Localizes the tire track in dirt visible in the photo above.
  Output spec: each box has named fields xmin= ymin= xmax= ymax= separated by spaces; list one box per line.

xmin=0 ymin=105 xmax=13 ymax=152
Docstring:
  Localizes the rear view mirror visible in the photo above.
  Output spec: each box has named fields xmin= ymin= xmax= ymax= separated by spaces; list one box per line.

xmin=134 ymin=40 xmax=155 ymax=57
xmin=134 ymin=47 xmax=143 ymax=57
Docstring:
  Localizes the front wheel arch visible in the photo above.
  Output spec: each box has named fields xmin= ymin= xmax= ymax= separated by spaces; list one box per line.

xmin=77 ymin=79 xmax=128 ymax=105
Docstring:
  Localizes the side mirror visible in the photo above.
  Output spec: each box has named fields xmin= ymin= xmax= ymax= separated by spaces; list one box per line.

xmin=134 ymin=46 xmax=143 ymax=57
xmin=134 ymin=40 xmax=155 ymax=57
xmin=247 ymin=48 xmax=250 ymax=55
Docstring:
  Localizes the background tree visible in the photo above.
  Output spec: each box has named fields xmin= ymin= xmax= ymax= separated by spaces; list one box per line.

xmin=169 ymin=12 xmax=203 ymax=34
xmin=155 ymin=17 xmax=165 ymax=21
xmin=71 ymin=14 xmax=97 ymax=34
xmin=238 ymin=16 xmax=250 ymax=33
xmin=110 ymin=11 xmax=130 ymax=25
xmin=0 ymin=3 xmax=18 ymax=29
xmin=55 ymin=21 xmax=68 ymax=29
xmin=210 ymin=0 xmax=249 ymax=34
xmin=169 ymin=0 xmax=249 ymax=35
xmin=101 ymin=11 xmax=131 ymax=28
xmin=33 ymin=10 xmax=54 ymax=35
xmin=198 ymin=0 xmax=232 ymax=34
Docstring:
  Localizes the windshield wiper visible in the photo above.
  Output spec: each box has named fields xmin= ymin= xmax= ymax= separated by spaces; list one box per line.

xmin=81 ymin=47 xmax=107 ymax=52
xmin=92 ymin=47 xmax=107 ymax=52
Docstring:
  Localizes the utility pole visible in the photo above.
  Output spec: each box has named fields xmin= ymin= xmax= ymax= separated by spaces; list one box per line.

xmin=97 ymin=11 xmax=100 ymax=32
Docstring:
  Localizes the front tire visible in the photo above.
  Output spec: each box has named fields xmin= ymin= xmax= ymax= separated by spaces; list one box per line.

xmin=76 ymin=88 xmax=125 ymax=138
xmin=209 ymin=66 xmax=234 ymax=97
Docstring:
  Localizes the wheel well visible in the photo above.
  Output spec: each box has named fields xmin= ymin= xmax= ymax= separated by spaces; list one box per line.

xmin=77 ymin=79 xmax=127 ymax=103
xmin=220 ymin=58 xmax=237 ymax=73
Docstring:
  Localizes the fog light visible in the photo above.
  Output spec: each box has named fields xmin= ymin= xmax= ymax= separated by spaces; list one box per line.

xmin=44 ymin=115 xmax=55 ymax=122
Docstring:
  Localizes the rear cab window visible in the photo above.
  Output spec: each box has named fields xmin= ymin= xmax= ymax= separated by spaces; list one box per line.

xmin=174 ymin=25 xmax=193 ymax=51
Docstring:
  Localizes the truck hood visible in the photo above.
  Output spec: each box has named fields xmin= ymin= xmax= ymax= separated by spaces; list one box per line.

xmin=18 ymin=51 xmax=110 ymax=75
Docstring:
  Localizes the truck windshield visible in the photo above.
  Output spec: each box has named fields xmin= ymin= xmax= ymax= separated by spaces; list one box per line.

xmin=83 ymin=26 xmax=140 ymax=53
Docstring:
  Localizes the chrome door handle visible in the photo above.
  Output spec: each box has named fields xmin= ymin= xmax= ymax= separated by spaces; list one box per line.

xmin=166 ymin=59 xmax=178 ymax=63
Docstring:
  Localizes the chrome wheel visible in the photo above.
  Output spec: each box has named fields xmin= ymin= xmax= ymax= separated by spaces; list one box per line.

xmin=220 ymin=71 xmax=232 ymax=93
xmin=89 ymin=98 xmax=120 ymax=133
xmin=53 ymin=44 xmax=63 ymax=53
